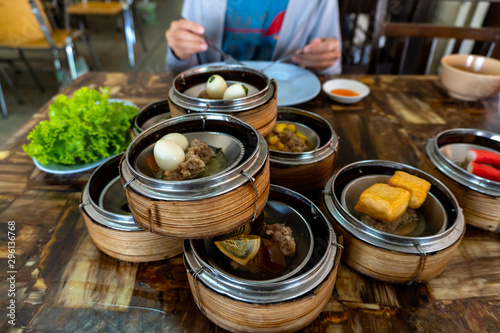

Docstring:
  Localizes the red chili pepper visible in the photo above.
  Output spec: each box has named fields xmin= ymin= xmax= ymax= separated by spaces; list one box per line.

xmin=467 ymin=161 xmax=500 ymax=182
xmin=466 ymin=149 xmax=500 ymax=168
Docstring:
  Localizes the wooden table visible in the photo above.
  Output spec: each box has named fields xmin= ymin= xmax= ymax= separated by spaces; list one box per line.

xmin=1 ymin=72 xmax=499 ymax=332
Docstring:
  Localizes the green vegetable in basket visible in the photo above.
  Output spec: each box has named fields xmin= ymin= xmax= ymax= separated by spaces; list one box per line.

xmin=23 ymin=87 xmax=139 ymax=165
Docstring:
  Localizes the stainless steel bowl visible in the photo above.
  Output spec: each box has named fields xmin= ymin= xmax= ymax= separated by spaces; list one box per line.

xmin=121 ymin=113 xmax=267 ymax=200
xmin=203 ymin=199 xmax=314 ymax=284
xmin=133 ymin=131 xmax=245 ymax=180
xmin=341 ymin=175 xmax=447 ymax=237
xmin=426 ymin=128 xmax=500 ymax=197
xmin=323 ymin=160 xmax=464 ymax=254
xmin=169 ymin=65 xmax=275 ymax=112
xmin=269 ymin=107 xmax=338 ymax=165
xmin=132 ymin=99 xmax=171 ymax=136
xmin=81 ymin=154 xmax=142 ymax=231
xmin=184 ymin=185 xmax=339 ymax=304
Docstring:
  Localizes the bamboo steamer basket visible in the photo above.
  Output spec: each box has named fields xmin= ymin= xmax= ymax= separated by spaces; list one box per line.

xmin=268 ymin=107 xmax=338 ymax=195
xmin=80 ymin=154 xmax=183 ymax=262
xmin=168 ymin=65 xmax=277 ymax=137
xmin=130 ymin=99 xmax=171 ymax=139
xmin=120 ymin=113 xmax=270 ymax=239
xmin=321 ymin=160 xmax=465 ymax=284
xmin=421 ymin=128 xmax=500 ymax=232
xmin=184 ymin=185 xmax=342 ymax=333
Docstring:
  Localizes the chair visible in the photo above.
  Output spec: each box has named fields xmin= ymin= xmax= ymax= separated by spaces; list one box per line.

xmin=0 ymin=0 xmax=101 ymax=83
xmin=64 ymin=0 xmax=147 ymax=68
xmin=339 ymin=1 xmax=383 ymax=74
xmin=366 ymin=0 xmax=500 ymax=75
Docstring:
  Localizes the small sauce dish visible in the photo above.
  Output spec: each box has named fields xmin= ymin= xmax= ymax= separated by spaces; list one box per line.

xmin=322 ymin=79 xmax=370 ymax=104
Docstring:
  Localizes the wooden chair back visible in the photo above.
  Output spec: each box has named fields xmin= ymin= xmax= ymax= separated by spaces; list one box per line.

xmin=366 ymin=0 xmax=500 ymax=74
xmin=0 ymin=0 xmax=52 ymax=47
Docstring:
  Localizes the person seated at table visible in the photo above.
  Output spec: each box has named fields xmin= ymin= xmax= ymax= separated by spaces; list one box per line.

xmin=165 ymin=0 xmax=342 ymax=75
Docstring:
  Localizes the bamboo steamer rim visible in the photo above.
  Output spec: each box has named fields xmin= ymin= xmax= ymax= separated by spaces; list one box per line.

xmin=81 ymin=153 xmax=142 ymax=232
xmin=269 ymin=107 xmax=339 ymax=165
xmin=326 ymin=214 xmax=463 ymax=284
xmin=420 ymin=156 xmax=500 ymax=232
xmin=186 ymin=247 xmax=341 ymax=333
xmin=82 ymin=209 xmax=184 ymax=262
xmin=425 ymin=128 xmax=500 ymax=197
xmin=183 ymin=185 xmax=341 ymax=304
xmin=322 ymin=160 xmax=465 ymax=254
xmin=132 ymin=98 xmax=171 ymax=137
xmin=169 ymin=65 xmax=274 ymax=112
xmin=121 ymin=113 xmax=266 ymax=200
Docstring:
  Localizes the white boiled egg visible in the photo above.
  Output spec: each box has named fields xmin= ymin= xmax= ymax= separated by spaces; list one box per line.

xmin=206 ymin=74 xmax=227 ymax=99
xmin=161 ymin=133 xmax=189 ymax=151
xmin=223 ymin=83 xmax=249 ymax=100
xmin=153 ymin=139 xmax=185 ymax=171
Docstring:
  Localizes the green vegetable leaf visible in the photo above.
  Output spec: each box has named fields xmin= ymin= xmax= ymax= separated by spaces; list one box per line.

xmin=23 ymin=87 xmax=139 ymax=165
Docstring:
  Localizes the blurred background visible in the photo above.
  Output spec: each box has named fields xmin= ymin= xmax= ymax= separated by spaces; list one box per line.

xmin=0 ymin=0 xmax=182 ymax=143
xmin=0 ymin=0 xmax=499 ymax=144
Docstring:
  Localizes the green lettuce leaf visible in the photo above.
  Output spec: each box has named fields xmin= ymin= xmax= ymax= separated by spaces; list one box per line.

xmin=23 ymin=87 xmax=139 ymax=165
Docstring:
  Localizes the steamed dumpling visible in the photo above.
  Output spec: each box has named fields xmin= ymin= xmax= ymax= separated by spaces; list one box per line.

xmin=223 ymin=83 xmax=249 ymax=100
xmin=206 ymin=75 xmax=227 ymax=99
xmin=153 ymin=139 xmax=185 ymax=171
xmin=161 ymin=133 xmax=189 ymax=151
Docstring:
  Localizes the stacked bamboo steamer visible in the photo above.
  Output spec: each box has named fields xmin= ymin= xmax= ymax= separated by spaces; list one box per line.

xmin=120 ymin=111 xmax=343 ymax=331
xmin=420 ymin=128 xmax=500 ymax=232
xmin=80 ymin=154 xmax=183 ymax=262
xmin=321 ymin=160 xmax=465 ymax=284
xmin=268 ymin=107 xmax=338 ymax=195
xmin=168 ymin=65 xmax=277 ymax=137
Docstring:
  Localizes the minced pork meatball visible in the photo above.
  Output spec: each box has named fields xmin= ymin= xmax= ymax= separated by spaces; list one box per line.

xmin=261 ymin=223 xmax=296 ymax=256
xmin=162 ymin=139 xmax=214 ymax=180
xmin=279 ymin=130 xmax=307 ymax=152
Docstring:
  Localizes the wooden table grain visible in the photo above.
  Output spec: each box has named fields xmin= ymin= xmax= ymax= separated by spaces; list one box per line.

xmin=1 ymin=72 xmax=499 ymax=332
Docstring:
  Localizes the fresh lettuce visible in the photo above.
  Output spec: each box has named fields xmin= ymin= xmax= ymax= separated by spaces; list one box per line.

xmin=23 ymin=87 xmax=139 ymax=165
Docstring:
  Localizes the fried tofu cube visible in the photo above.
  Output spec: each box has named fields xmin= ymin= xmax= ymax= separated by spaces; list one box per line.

xmin=355 ymin=183 xmax=410 ymax=223
xmin=388 ymin=171 xmax=431 ymax=209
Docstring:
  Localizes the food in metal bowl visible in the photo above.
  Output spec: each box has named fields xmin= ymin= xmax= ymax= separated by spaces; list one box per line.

xmin=265 ymin=123 xmax=310 ymax=152
xmin=214 ymin=213 xmax=297 ymax=277
xmin=355 ymin=171 xmax=431 ymax=236
xmin=206 ymin=74 xmax=228 ymax=99
xmin=462 ymin=149 xmax=500 ymax=183
xmin=146 ymin=133 xmax=226 ymax=181
xmin=202 ymin=74 xmax=249 ymax=100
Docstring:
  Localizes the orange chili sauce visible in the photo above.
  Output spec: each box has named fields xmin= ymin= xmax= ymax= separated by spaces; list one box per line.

xmin=330 ymin=88 xmax=359 ymax=97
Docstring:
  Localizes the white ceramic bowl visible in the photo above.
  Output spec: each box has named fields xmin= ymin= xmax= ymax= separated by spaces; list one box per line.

xmin=322 ymin=79 xmax=370 ymax=104
xmin=440 ymin=54 xmax=500 ymax=101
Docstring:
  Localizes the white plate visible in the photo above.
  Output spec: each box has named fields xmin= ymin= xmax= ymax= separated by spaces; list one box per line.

xmin=200 ymin=61 xmax=321 ymax=106
xmin=33 ymin=155 xmax=115 ymax=175
xmin=31 ymin=99 xmax=137 ymax=175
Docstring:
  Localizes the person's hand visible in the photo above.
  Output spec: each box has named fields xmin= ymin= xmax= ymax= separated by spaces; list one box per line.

xmin=165 ymin=19 xmax=207 ymax=60
xmin=292 ymin=38 xmax=341 ymax=73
